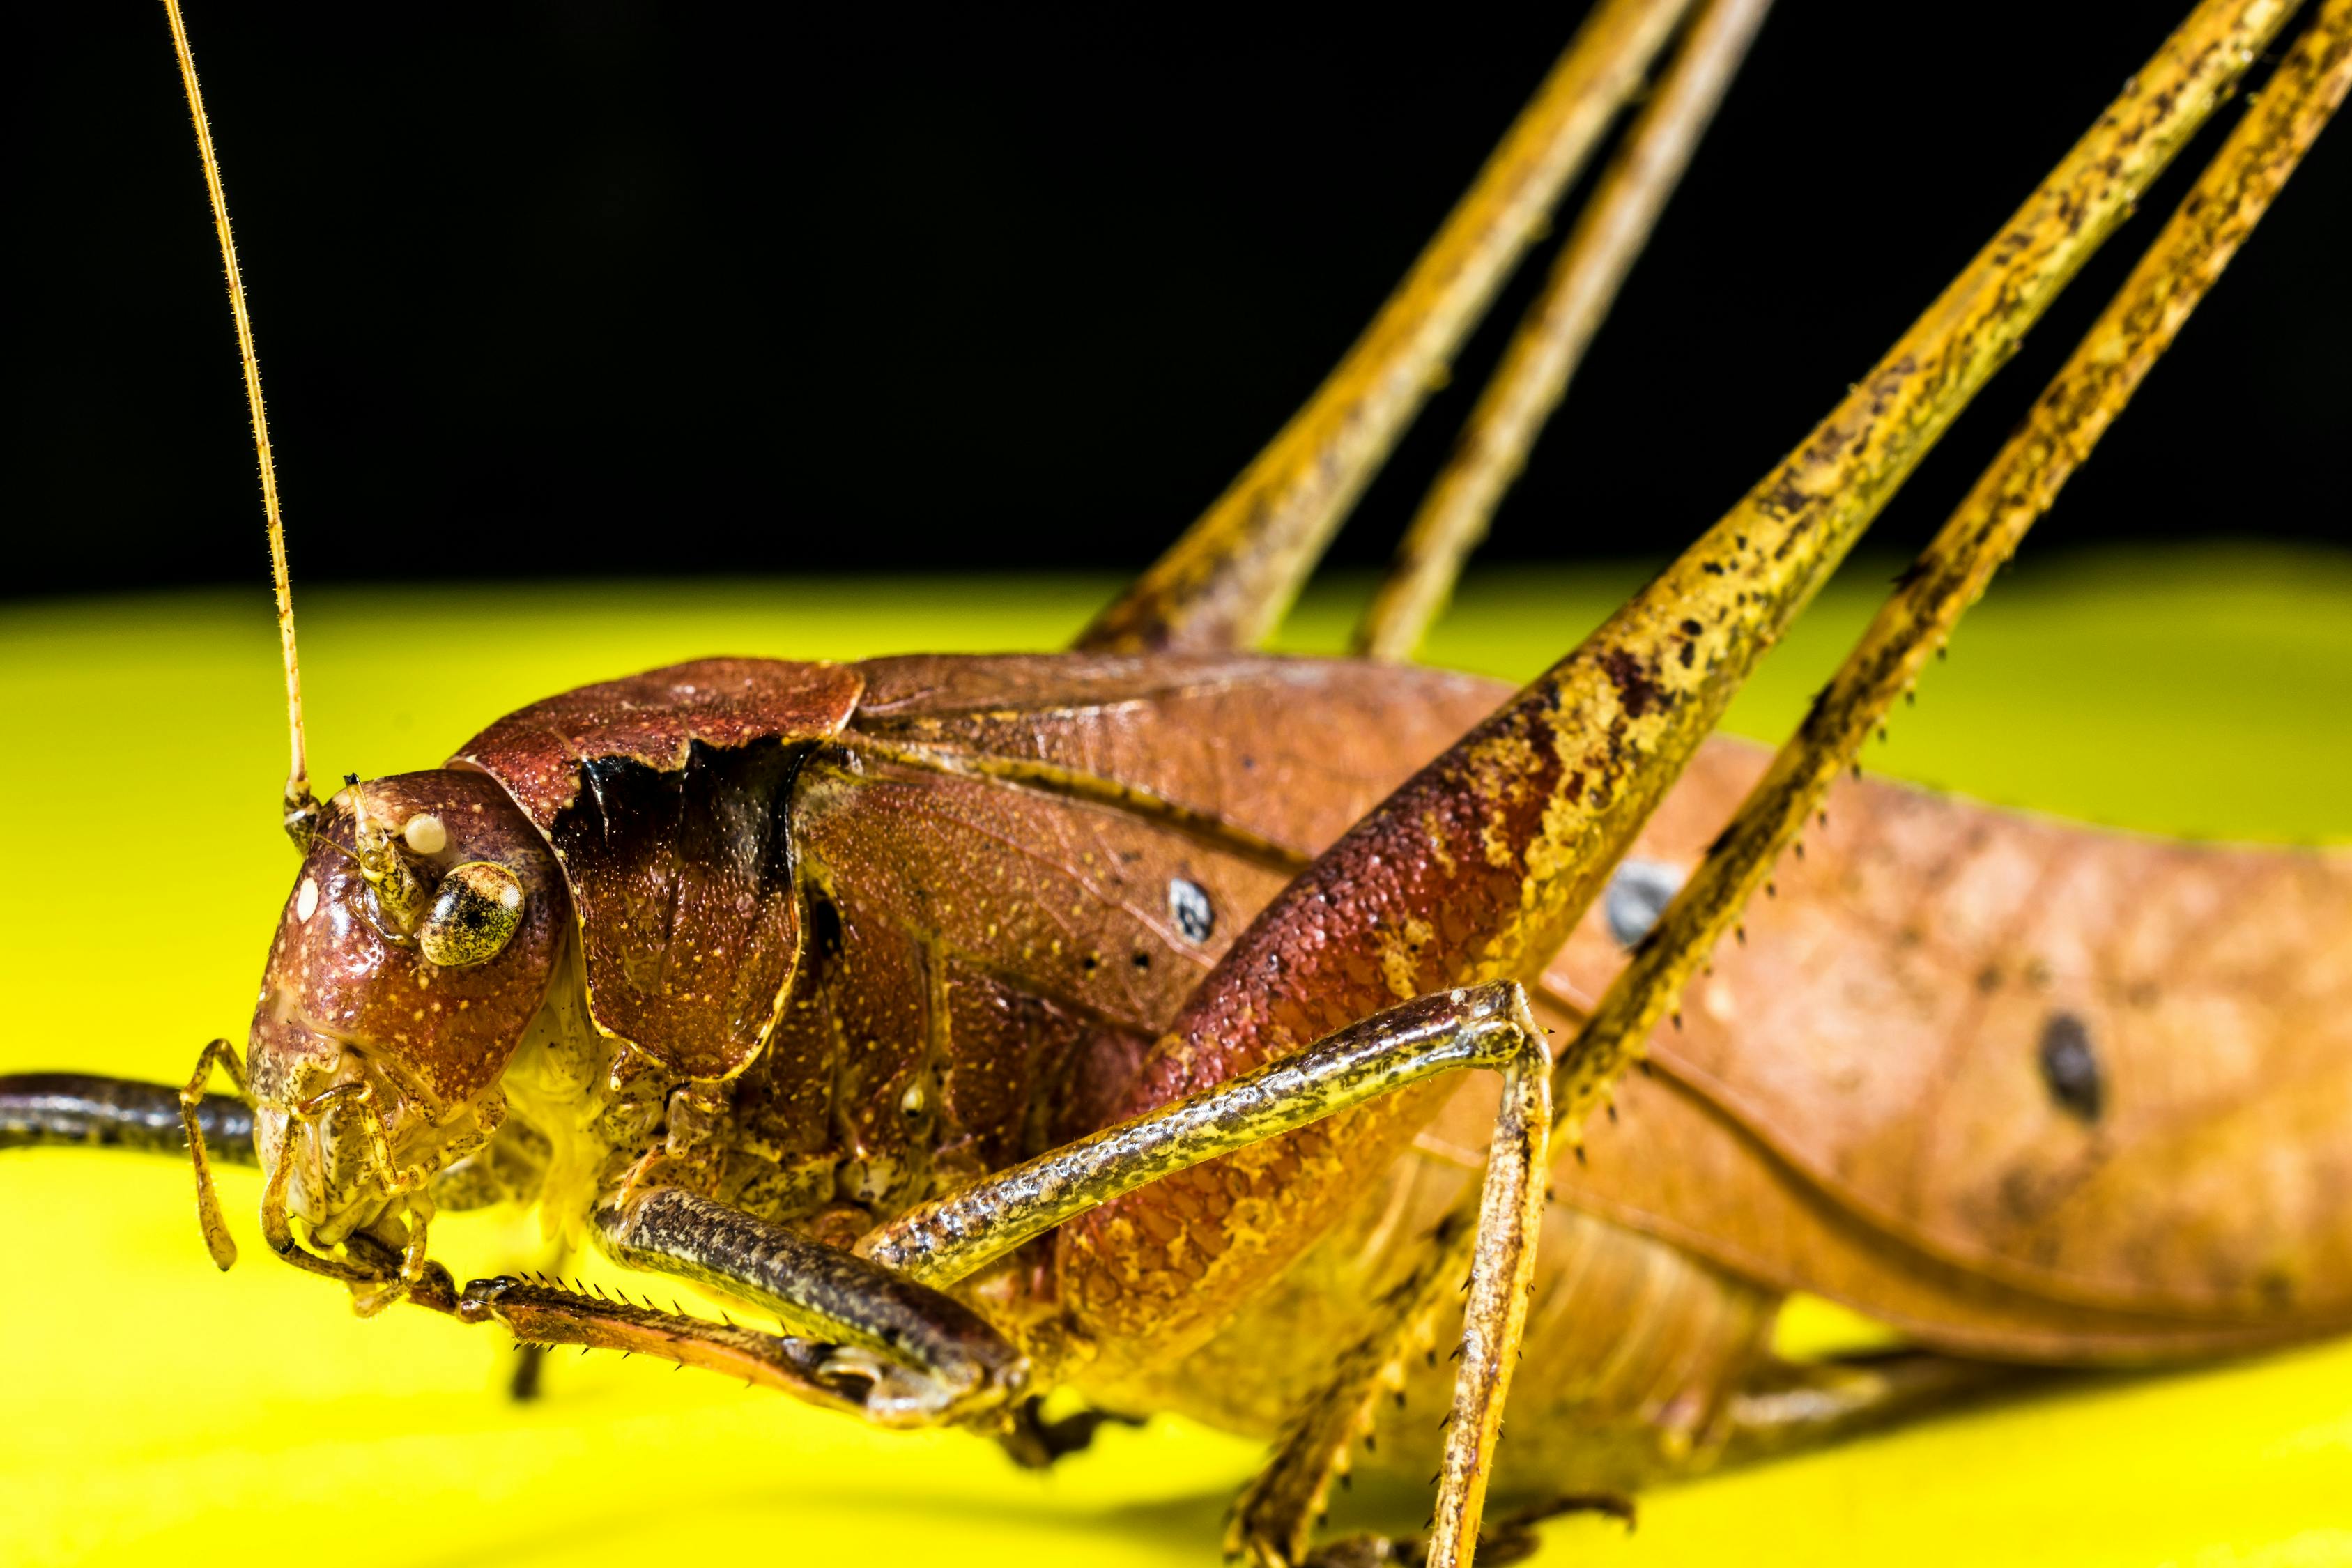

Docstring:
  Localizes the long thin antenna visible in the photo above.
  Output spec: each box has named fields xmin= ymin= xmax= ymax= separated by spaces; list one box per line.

xmin=162 ymin=0 xmax=316 ymax=845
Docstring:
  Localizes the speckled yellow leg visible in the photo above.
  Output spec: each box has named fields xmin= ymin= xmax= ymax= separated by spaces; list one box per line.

xmin=1355 ymin=0 xmax=1774 ymax=663
xmin=1077 ymin=0 xmax=1692 ymax=655
xmin=1546 ymin=0 xmax=2352 ymax=1137
xmin=1056 ymin=0 xmax=2302 ymax=1427
xmin=1222 ymin=1043 xmax=1548 ymax=1568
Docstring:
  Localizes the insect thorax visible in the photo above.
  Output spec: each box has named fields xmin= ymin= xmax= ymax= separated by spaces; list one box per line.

xmin=448 ymin=894 xmax=1162 ymax=1263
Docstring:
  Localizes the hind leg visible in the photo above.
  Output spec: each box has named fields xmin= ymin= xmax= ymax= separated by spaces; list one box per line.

xmin=1444 ymin=1351 xmax=2059 ymax=1566
xmin=1332 ymin=1204 xmax=2050 ymax=1560
xmin=1076 ymin=0 xmax=1691 ymax=655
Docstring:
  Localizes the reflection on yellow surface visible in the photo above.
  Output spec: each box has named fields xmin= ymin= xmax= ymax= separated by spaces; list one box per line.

xmin=4 ymin=550 xmax=2350 ymax=1567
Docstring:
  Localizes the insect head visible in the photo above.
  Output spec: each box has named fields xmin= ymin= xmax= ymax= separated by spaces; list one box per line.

xmin=238 ymin=769 xmax=567 ymax=1296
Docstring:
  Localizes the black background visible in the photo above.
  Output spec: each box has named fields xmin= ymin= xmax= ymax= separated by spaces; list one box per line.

xmin=13 ymin=3 xmax=2347 ymax=597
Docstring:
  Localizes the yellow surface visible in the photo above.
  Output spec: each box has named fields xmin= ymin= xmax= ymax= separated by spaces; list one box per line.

xmin=4 ymin=548 xmax=2351 ymax=1567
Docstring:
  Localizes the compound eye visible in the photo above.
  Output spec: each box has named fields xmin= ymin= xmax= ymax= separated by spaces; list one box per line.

xmin=417 ymin=862 xmax=526 ymax=967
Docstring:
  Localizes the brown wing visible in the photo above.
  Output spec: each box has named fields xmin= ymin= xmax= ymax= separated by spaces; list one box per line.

xmin=453 ymin=658 xmax=865 ymax=1080
xmin=1546 ymin=739 xmax=2352 ymax=1347
xmin=710 ymin=658 xmax=1505 ymax=1222
xmin=1551 ymin=1054 xmax=2344 ymax=1362
xmin=847 ymin=653 xmax=1509 ymax=857
xmin=745 ymin=654 xmax=1519 ymax=1202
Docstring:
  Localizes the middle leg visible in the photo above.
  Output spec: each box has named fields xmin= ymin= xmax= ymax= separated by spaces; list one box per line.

xmin=863 ymin=981 xmax=1553 ymax=1568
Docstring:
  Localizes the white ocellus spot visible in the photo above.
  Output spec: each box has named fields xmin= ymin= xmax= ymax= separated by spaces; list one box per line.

xmin=1169 ymin=878 xmax=1215 ymax=944
xmin=1605 ymin=859 xmax=1684 ymax=948
xmin=403 ymin=813 xmax=448 ymax=854
xmin=295 ymin=878 xmax=319 ymax=922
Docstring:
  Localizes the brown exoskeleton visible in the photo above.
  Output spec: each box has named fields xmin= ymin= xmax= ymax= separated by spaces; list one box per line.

xmin=4 ymin=2 xmax=2349 ymax=1564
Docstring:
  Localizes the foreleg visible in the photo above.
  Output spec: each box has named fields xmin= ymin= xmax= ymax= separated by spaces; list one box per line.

xmin=591 ymin=1186 xmax=1031 ymax=1428
xmin=0 ymin=1059 xmax=258 ymax=1273
xmin=406 ymin=1267 xmax=933 ymax=1420
xmin=422 ymin=1261 xmax=1136 ymax=1463
xmin=503 ymin=1237 xmax=572 ymax=1402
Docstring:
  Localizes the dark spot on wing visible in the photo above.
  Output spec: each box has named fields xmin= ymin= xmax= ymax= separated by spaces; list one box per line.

xmin=2257 ymin=1268 xmax=2296 ymax=1309
xmin=2038 ymin=1012 xmax=2103 ymax=1123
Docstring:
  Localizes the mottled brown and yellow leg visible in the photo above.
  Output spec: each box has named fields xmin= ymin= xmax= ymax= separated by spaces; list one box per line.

xmin=1270 ymin=47 xmax=2352 ymax=1527
xmin=1061 ymin=0 xmax=2301 ymax=1377
xmin=1055 ymin=14 xmax=2312 ymax=1563
xmin=1353 ymin=0 xmax=1772 ymax=663
xmin=1544 ymin=0 xmax=2352 ymax=1137
xmin=1254 ymin=33 xmax=2352 ymax=1544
